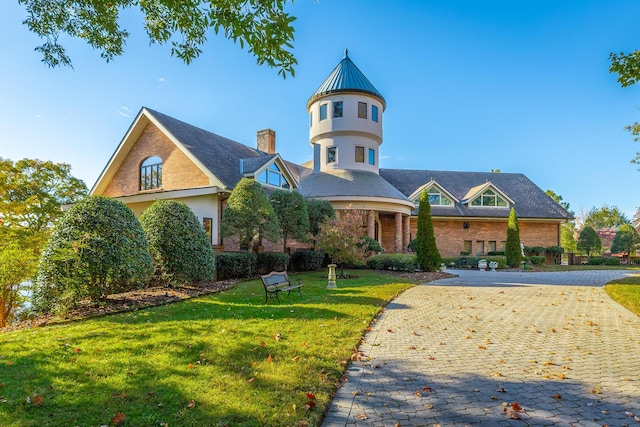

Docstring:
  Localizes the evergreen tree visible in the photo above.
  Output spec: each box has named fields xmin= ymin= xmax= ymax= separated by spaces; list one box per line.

xmin=506 ymin=207 xmax=523 ymax=267
xmin=269 ymin=190 xmax=310 ymax=253
xmin=610 ymin=224 xmax=640 ymax=264
xmin=577 ymin=226 xmax=602 ymax=260
xmin=220 ymin=178 xmax=279 ymax=251
xmin=416 ymin=190 xmax=441 ymax=272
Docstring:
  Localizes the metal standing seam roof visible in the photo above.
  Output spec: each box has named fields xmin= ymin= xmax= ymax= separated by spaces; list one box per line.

xmin=307 ymin=50 xmax=386 ymax=110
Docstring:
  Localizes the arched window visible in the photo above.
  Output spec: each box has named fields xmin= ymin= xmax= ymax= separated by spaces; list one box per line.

xmin=140 ymin=156 xmax=163 ymax=190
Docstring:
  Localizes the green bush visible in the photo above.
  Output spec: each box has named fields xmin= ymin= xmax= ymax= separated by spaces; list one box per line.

xmin=635 ymin=258 xmax=640 ymax=265
xmin=459 ymin=251 xmax=471 ymax=256
xmin=140 ymin=200 xmax=215 ymax=285
xmin=33 ymin=196 xmax=152 ymax=314
xmin=455 ymin=256 xmax=478 ymax=268
xmin=484 ymin=256 xmax=508 ymax=268
xmin=527 ymin=246 xmax=546 ymax=256
xmin=588 ymin=257 xmax=606 ymax=265
xmin=215 ymin=252 xmax=257 ymax=279
xmin=441 ymin=256 xmax=457 ymax=266
xmin=359 ymin=236 xmax=384 ymax=256
xmin=487 ymin=251 xmax=505 ymax=256
xmin=529 ymin=256 xmax=546 ymax=265
xmin=407 ymin=239 xmax=417 ymax=252
xmin=367 ymin=254 xmax=418 ymax=272
xmin=256 ymin=252 xmax=290 ymax=274
xmin=605 ymin=257 xmax=621 ymax=266
xmin=290 ymin=250 xmax=325 ymax=272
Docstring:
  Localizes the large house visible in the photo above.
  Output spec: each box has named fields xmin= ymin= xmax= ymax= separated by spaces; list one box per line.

xmin=91 ymin=51 xmax=572 ymax=256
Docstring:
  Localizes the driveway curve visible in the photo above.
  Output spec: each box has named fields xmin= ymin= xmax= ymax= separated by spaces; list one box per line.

xmin=323 ymin=270 xmax=640 ymax=426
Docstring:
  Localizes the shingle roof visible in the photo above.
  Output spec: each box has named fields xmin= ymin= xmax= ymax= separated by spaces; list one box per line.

xmin=379 ymin=169 xmax=572 ymax=219
xmin=299 ymin=169 xmax=411 ymax=202
xmin=146 ymin=108 xmax=264 ymax=190
xmin=307 ymin=50 xmax=385 ymax=109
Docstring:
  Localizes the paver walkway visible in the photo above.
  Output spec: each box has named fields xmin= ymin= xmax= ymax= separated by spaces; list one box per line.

xmin=323 ymin=269 xmax=640 ymax=426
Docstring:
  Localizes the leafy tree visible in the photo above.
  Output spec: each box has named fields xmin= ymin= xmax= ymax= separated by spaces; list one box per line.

xmin=315 ymin=209 xmax=367 ymax=276
xmin=0 ymin=244 xmax=36 ymax=328
xmin=545 ymin=190 xmax=577 ymax=253
xmin=610 ymin=224 xmax=640 ymax=264
xmin=18 ymin=0 xmax=297 ymax=77
xmin=609 ymin=50 xmax=640 ymax=168
xmin=140 ymin=200 xmax=215 ymax=285
xmin=269 ymin=190 xmax=309 ymax=253
xmin=577 ymin=226 xmax=602 ymax=261
xmin=0 ymin=157 xmax=87 ymax=250
xmin=415 ymin=191 xmax=441 ymax=272
xmin=221 ymin=178 xmax=279 ymax=251
xmin=307 ymin=199 xmax=336 ymax=238
xmin=33 ymin=196 xmax=153 ymax=313
xmin=505 ymin=207 xmax=522 ymax=267
xmin=358 ymin=236 xmax=383 ymax=257
xmin=545 ymin=189 xmax=573 ymax=215
xmin=584 ymin=205 xmax=630 ymax=230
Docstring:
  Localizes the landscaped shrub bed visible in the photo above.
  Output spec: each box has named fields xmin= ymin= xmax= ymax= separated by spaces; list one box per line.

xmin=215 ymin=252 xmax=257 ymax=279
xmin=290 ymin=250 xmax=325 ymax=271
xmin=256 ymin=252 xmax=290 ymax=274
xmin=367 ymin=254 xmax=418 ymax=272
xmin=605 ymin=257 xmax=621 ymax=266
xmin=529 ymin=255 xmax=546 ymax=265
xmin=484 ymin=255 xmax=508 ymax=268
xmin=588 ymin=257 xmax=606 ymax=265
xmin=454 ymin=256 xmax=478 ymax=268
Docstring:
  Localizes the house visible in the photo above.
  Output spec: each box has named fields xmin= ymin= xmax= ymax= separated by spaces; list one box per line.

xmin=91 ymin=51 xmax=572 ymax=256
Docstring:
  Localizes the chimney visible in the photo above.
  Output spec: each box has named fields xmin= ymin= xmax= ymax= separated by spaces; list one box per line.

xmin=257 ymin=129 xmax=276 ymax=154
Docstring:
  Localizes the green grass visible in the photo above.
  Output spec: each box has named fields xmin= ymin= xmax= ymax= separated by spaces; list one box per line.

xmin=0 ymin=271 xmax=413 ymax=427
xmin=605 ymin=274 xmax=640 ymax=316
xmin=530 ymin=264 xmax=640 ymax=272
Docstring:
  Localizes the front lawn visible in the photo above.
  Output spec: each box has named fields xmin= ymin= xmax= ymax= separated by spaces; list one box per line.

xmin=604 ymin=275 xmax=640 ymax=316
xmin=0 ymin=271 xmax=413 ymax=427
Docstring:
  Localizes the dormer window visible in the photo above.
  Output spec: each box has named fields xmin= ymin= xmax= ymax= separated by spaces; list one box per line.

xmin=470 ymin=189 xmax=507 ymax=207
xmin=427 ymin=188 xmax=452 ymax=206
xmin=257 ymin=163 xmax=290 ymax=188
xmin=140 ymin=156 xmax=162 ymax=190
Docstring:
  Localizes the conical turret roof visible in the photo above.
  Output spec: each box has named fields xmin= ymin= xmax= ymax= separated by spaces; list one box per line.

xmin=307 ymin=50 xmax=385 ymax=110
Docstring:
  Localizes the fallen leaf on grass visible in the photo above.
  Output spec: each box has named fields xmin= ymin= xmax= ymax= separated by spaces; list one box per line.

xmin=291 ymin=355 xmax=300 ymax=362
xmin=187 ymin=363 xmax=194 ymax=370
xmin=112 ymin=393 xmax=128 ymax=399
xmin=187 ymin=400 xmax=195 ymax=409
xmin=267 ymin=354 xmax=273 ymax=364
xmin=247 ymin=377 xmax=255 ymax=383
xmin=74 ymin=348 xmax=82 ymax=353
xmin=112 ymin=412 xmax=126 ymax=425
xmin=33 ymin=395 xmax=43 ymax=405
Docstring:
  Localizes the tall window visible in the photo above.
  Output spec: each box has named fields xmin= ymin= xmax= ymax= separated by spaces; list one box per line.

xmin=333 ymin=101 xmax=343 ymax=118
xmin=368 ymin=148 xmax=375 ymax=165
xmin=140 ymin=156 xmax=162 ymax=190
xmin=257 ymin=163 xmax=290 ymax=188
xmin=358 ymin=102 xmax=367 ymax=119
xmin=327 ymin=147 xmax=337 ymax=164
xmin=470 ymin=189 xmax=507 ymax=207
xmin=309 ymin=112 xmax=313 ymax=127
xmin=463 ymin=240 xmax=472 ymax=254
xmin=372 ymin=105 xmax=379 ymax=122
xmin=476 ymin=240 xmax=485 ymax=255
xmin=320 ymin=104 xmax=327 ymax=120
xmin=203 ymin=218 xmax=213 ymax=243
xmin=355 ymin=146 xmax=364 ymax=163
xmin=426 ymin=187 xmax=452 ymax=206
xmin=488 ymin=241 xmax=497 ymax=253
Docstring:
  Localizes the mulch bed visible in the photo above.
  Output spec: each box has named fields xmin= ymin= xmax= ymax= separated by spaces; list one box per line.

xmin=3 ymin=270 xmax=454 ymax=333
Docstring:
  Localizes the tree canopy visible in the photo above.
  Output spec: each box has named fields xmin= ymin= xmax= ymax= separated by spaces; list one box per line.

xmin=583 ymin=205 xmax=630 ymax=230
xmin=610 ymin=224 xmax=640 ymax=264
xmin=609 ymin=49 xmax=640 ymax=167
xmin=577 ymin=226 xmax=602 ymax=260
xmin=18 ymin=0 xmax=297 ymax=77
xmin=315 ymin=209 xmax=367 ymax=276
xmin=269 ymin=190 xmax=309 ymax=253
xmin=505 ymin=208 xmax=522 ymax=267
xmin=221 ymin=178 xmax=279 ymax=250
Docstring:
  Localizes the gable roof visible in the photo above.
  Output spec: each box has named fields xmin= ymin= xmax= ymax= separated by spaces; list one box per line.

xmin=91 ymin=108 xmax=298 ymax=195
xmin=461 ymin=181 xmax=514 ymax=205
xmin=379 ymin=169 xmax=572 ymax=220
xmin=307 ymin=50 xmax=385 ymax=110
xmin=408 ymin=180 xmax=459 ymax=204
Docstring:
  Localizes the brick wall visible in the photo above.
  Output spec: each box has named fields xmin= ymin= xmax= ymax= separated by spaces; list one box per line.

xmin=407 ymin=218 xmax=560 ymax=257
xmin=102 ymin=122 xmax=210 ymax=197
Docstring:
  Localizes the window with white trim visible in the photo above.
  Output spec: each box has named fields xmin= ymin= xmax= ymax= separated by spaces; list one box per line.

xmin=470 ymin=189 xmax=507 ymax=207
xmin=426 ymin=187 xmax=453 ymax=206
xmin=257 ymin=163 xmax=290 ymax=188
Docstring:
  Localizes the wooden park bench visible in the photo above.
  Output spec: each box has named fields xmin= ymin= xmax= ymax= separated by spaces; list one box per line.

xmin=260 ymin=271 xmax=304 ymax=304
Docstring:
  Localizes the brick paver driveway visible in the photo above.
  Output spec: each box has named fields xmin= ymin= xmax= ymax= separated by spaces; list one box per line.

xmin=323 ymin=270 xmax=640 ymax=426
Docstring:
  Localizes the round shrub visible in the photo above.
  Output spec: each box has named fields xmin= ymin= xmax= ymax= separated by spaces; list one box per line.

xmin=529 ymin=255 xmax=546 ymax=265
xmin=605 ymin=257 xmax=621 ymax=266
xmin=140 ymin=200 xmax=215 ymax=285
xmin=33 ymin=196 xmax=152 ymax=313
xmin=587 ymin=257 xmax=605 ymax=265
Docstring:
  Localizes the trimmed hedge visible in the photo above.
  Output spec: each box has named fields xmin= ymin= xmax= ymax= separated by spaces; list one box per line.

xmin=487 ymin=251 xmax=505 ymax=256
xmin=588 ymin=257 xmax=606 ymax=265
xmin=367 ymin=254 xmax=418 ymax=272
xmin=290 ymin=250 xmax=324 ymax=272
xmin=529 ymin=255 xmax=546 ymax=265
xmin=451 ymin=256 xmax=507 ymax=269
xmin=441 ymin=256 xmax=457 ymax=266
xmin=454 ymin=256 xmax=478 ymax=268
xmin=215 ymin=252 xmax=257 ymax=279
xmin=256 ymin=252 xmax=290 ymax=274
xmin=605 ymin=257 xmax=621 ymax=266
xmin=484 ymin=256 xmax=508 ymax=268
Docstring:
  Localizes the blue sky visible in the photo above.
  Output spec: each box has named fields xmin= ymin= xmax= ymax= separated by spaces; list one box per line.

xmin=1 ymin=1 xmax=639 ymax=218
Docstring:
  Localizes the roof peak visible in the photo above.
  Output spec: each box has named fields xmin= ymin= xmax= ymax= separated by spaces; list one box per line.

xmin=307 ymin=51 xmax=385 ymax=109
